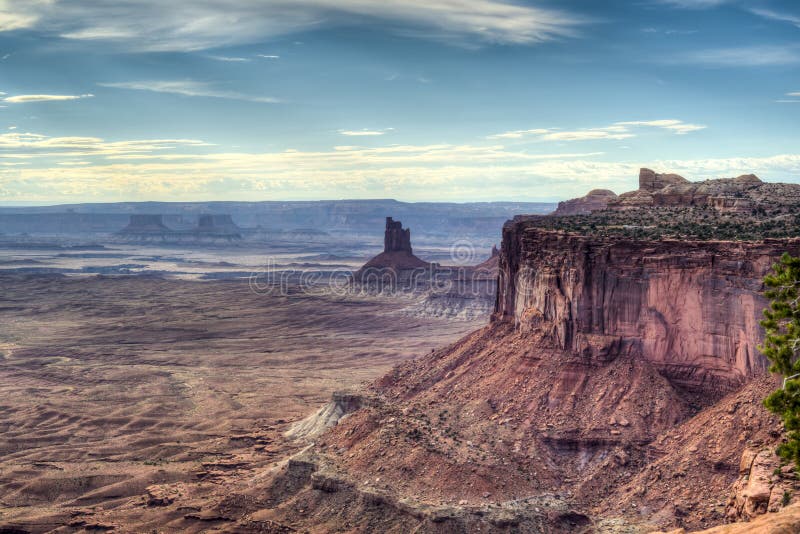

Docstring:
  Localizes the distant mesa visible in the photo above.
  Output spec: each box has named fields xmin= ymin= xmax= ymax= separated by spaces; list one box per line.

xmin=118 ymin=213 xmax=241 ymax=241
xmin=119 ymin=214 xmax=171 ymax=235
xmin=197 ymin=214 xmax=242 ymax=238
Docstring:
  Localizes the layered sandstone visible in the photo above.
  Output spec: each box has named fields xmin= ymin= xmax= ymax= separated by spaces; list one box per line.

xmin=495 ymin=222 xmax=800 ymax=392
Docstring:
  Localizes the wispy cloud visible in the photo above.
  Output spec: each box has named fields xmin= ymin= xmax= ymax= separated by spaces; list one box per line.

xmin=657 ymin=0 xmax=729 ymax=8
xmin=676 ymin=45 xmax=800 ymax=66
xmin=0 ymin=0 xmax=584 ymax=51
xmin=749 ymin=8 xmax=800 ymax=28
xmin=208 ymin=55 xmax=251 ymax=62
xmin=98 ymin=80 xmax=279 ymax=103
xmin=4 ymin=93 xmax=94 ymax=103
xmin=0 ymin=131 xmax=211 ymax=155
xmin=488 ymin=119 xmax=705 ymax=141
xmin=616 ymin=119 xmax=706 ymax=135
xmin=257 ymin=54 xmax=280 ymax=59
xmin=338 ymin=128 xmax=395 ymax=137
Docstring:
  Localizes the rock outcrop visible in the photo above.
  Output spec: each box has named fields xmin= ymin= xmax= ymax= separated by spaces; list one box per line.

xmin=603 ymin=168 xmax=800 ymax=214
xmin=354 ymin=218 xmax=430 ymax=275
xmin=638 ymin=168 xmax=690 ymax=192
xmin=726 ymin=448 xmax=798 ymax=521
xmin=554 ymin=189 xmax=618 ymax=216
xmin=384 ymin=217 xmax=413 ymax=254
xmin=353 ymin=218 xmax=498 ymax=319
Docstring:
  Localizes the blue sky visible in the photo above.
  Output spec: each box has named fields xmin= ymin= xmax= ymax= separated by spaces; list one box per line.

xmin=0 ymin=0 xmax=798 ymax=203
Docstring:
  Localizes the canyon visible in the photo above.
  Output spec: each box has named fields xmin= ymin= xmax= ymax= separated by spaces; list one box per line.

xmin=2 ymin=171 xmax=800 ymax=532
xmin=245 ymin=171 xmax=800 ymax=533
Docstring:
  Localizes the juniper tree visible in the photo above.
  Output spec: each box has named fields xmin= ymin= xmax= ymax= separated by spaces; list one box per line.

xmin=761 ymin=253 xmax=800 ymax=465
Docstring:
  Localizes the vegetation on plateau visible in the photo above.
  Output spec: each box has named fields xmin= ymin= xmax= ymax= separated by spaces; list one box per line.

xmin=531 ymin=206 xmax=800 ymax=241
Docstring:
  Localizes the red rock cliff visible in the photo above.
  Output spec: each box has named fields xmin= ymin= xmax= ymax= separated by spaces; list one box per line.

xmin=494 ymin=219 xmax=800 ymax=392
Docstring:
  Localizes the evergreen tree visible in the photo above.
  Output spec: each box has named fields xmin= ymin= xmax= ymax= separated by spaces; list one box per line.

xmin=761 ymin=253 xmax=800 ymax=465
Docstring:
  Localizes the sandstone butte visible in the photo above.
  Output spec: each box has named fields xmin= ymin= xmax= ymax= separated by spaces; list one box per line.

xmin=249 ymin=170 xmax=800 ymax=533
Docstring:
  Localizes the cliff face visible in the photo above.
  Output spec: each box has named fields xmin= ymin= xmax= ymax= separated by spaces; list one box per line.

xmin=494 ymin=220 xmax=800 ymax=392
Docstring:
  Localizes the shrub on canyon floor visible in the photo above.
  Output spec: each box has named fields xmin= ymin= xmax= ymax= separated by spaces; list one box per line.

xmin=761 ymin=253 xmax=800 ymax=467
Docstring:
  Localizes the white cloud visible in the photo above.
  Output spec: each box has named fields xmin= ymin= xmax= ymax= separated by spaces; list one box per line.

xmin=488 ymin=120 xmax=705 ymax=141
xmin=788 ymin=92 xmax=800 ymax=97
xmin=98 ymin=80 xmax=279 ymax=103
xmin=749 ymin=8 xmax=800 ymax=28
xmin=3 ymin=128 xmax=800 ymax=202
xmin=257 ymin=54 xmax=280 ymax=59
xmin=339 ymin=128 xmax=394 ymax=137
xmin=4 ymin=93 xmax=94 ymax=103
xmin=677 ymin=45 xmax=800 ymax=67
xmin=0 ymin=0 xmax=583 ymax=51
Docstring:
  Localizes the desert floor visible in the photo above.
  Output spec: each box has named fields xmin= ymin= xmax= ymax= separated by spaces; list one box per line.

xmin=0 ymin=274 xmax=481 ymax=532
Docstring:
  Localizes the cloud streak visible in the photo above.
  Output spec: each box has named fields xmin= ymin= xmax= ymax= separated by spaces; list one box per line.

xmin=0 ymin=0 xmax=584 ymax=51
xmin=676 ymin=45 xmax=800 ymax=67
xmin=338 ymin=128 xmax=395 ymax=137
xmin=749 ymin=8 xmax=800 ymax=28
xmin=98 ymin=80 xmax=279 ymax=103
xmin=488 ymin=120 xmax=705 ymax=141
xmin=4 ymin=93 xmax=94 ymax=103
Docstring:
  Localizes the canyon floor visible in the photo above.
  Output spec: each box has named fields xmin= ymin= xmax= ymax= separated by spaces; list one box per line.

xmin=0 ymin=274 xmax=481 ymax=533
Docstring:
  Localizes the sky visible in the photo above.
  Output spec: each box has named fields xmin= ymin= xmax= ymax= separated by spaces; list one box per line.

xmin=0 ymin=0 xmax=798 ymax=204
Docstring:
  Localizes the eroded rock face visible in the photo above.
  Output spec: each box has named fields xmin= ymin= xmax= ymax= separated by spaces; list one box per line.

xmin=603 ymin=168 xmax=798 ymax=214
xmin=384 ymin=217 xmax=413 ymax=254
xmin=554 ymin=189 xmax=618 ymax=216
xmin=638 ymin=168 xmax=689 ymax=192
xmin=494 ymin=223 xmax=800 ymax=393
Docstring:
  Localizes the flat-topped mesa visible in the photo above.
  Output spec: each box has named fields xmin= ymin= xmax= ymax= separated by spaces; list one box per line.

xmin=196 ymin=214 xmax=242 ymax=238
xmin=384 ymin=217 xmax=413 ymax=254
xmin=119 ymin=214 xmax=171 ymax=235
xmin=117 ymin=213 xmax=242 ymax=241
